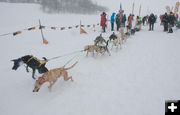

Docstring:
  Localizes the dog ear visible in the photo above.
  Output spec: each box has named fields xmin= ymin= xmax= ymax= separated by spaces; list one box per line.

xmin=11 ymin=59 xmax=16 ymax=62
xmin=42 ymin=57 xmax=47 ymax=61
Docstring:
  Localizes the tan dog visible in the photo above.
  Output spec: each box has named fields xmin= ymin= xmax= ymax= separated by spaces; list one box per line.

xmin=119 ymin=27 xmax=128 ymax=43
xmin=33 ymin=61 xmax=78 ymax=92
xmin=84 ymin=45 xmax=99 ymax=56
xmin=84 ymin=43 xmax=111 ymax=57
xmin=116 ymin=32 xmax=123 ymax=46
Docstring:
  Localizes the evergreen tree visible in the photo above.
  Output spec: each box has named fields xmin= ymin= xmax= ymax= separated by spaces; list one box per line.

xmin=0 ymin=0 xmax=108 ymax=14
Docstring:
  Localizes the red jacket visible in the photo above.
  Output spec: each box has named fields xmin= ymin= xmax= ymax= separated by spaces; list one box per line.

xmin=100 ymin=14 xmax=107 ymax=28
xmin=128 ymin=15 xmax=133 ymax=24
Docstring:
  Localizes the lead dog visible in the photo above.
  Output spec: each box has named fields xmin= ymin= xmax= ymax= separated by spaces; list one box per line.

xmin=33 ymin=61 xmax=78 ymax=92
xmin=11 ymin=55 xmax=48 ymax=79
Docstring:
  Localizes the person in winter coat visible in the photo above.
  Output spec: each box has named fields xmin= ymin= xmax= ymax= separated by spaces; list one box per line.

xmin=160 ymin=14 xmax=164 ymax=25
xmin=135 ymin=16 xmax=142 ymax=31
xmin=110 ymin=12 xmax=116 ymax=31
xmin=115 ymin=14 xmax=120 ymax=31
xmin=122 ymin=14 xmax=127 ymax=27
xmin=127 ymin=14 xmax=134 ymax=30
xmin=168 ymin=12 xmax=176 ymax=33
xmin=119 ymin=10 xmax=124 ymax=28
xmin=142 ymin=16 xmax=148 ymax=25
xmin=100 ymin=12 xmax=107 ymax=32
xmin=148 ymin=13 xmax=156 ymax=31
xmin=162 ymin=13 xmax=169 ymax=32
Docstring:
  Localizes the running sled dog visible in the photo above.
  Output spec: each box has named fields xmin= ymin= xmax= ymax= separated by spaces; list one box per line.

xmin=84 ymin=40 xmax=111 ymax=57
xmin=33 ymin=61 xmax=78 ymax=92
xmin=11 ymin=55 xmax=48 ymax=79
xmin=84 ymin=44 xmax=99 ymax=56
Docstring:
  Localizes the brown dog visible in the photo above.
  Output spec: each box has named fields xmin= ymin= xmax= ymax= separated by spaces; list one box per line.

xmin=33 ymin=61 xmax=78 ymax=92
xmin=84 ymin=45 xmax=99 ymax=56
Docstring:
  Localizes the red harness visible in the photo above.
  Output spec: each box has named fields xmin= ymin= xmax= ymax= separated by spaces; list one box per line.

xmin=38 ymin=77 xmax=46 ymax=85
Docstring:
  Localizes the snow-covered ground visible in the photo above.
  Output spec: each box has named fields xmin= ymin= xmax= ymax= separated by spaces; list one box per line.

xmin=0 ymin=1 xmax=180 ymax=115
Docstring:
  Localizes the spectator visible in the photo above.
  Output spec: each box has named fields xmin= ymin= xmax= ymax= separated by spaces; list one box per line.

xmin=142 ymin=16 xmax=147 ymax=26
xmin=100 ymin=12 xmax=107 ymax=32
xmin=168 ymin=12 xmax=176 ymax=33
xmin=162 ymin=13 xmax=168 ymax=32
xmin=127 ymin=14 xmax=134 ymax=30
xmin=122 ymin=14 xmax=127 ymax=27
xmin=148 ymin=13 xmax=156 ymax=31
xmin=110 ymin=12 xmax=116 ymax=31
xmin=115 ymin=14 xmax=120 ymax=31
xmin=135 ymin=16 xmax=142 ymax=31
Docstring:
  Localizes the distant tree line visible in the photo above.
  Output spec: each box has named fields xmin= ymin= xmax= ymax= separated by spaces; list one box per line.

xmin=40 ymin=0 xmax=108 ymax=14
xmin=0 ymin=0 xmax=39 ymax=3
xmin=0 ymin=0 xmax=108 ymax=14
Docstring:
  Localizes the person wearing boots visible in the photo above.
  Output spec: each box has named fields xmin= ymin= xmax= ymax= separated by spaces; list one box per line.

xmin=148 ymin=13 xmax=156 ymax=31
xmin=100 ymin=12 xmax=107 ymax=33
xmin=162 ymin=13 xmax=169 ymax=32
xmin=168 ymin=12 xmax=176 ymax=33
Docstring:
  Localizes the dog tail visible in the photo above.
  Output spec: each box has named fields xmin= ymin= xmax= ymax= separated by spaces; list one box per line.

xmin=64 ymin=61 xmax=78 ymax=70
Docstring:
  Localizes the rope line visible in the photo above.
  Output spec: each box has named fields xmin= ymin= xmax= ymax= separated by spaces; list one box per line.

xmin=0 ymin=22 xmax=100 ymax=38
xmin=0 ymin=25 xmax=39 ymax=37
xmin=0 ymin=32 xmax=13 ymax=37
xmin=23 ymin=52 xmax=82 ymax=79
xmin=62 ymin=53 xmax=80 ymax=68
xmin=47 ymin=49 xmax=84 ymax=61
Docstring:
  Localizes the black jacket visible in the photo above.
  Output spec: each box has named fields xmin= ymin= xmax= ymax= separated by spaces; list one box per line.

xmin=148 ymin=14 xmax=156 ymax=24
xmin=168 ymin=14 xmax=176 ymax=26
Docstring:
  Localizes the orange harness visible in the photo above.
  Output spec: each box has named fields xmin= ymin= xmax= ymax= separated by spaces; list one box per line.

xmin=38 ymin=77 xmax=46 ymax=85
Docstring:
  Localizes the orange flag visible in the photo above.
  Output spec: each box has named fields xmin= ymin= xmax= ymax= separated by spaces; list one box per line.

xmin=80 ymin=27 xmax=87 ymax=34
xmin=43 ymin=38 xmax=49 ymax=45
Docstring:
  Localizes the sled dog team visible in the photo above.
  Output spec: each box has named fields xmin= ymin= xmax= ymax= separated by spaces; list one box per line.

xmin=84 ymin=30 xmax=132 ymax=57
xmin=11 ymin=30 xmax=133 ymax=92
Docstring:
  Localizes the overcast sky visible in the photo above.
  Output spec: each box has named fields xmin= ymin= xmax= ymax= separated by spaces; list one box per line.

xmin=94 ymin=0 xmax=179 ymax=15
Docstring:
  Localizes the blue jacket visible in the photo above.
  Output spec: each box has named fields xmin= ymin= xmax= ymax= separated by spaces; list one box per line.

xmin=111 ymin=13 xmax=116 ymax=23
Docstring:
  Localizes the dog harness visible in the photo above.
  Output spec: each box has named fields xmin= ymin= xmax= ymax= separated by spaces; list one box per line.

xmin=38 ymin=77 xmax=46 ymax=85
xmin=26 ymin=56 xmax=47 ymax=67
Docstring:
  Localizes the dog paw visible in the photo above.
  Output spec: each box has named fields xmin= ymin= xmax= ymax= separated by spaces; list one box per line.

xmin=70 ymin=77 xmax=74 ymax=82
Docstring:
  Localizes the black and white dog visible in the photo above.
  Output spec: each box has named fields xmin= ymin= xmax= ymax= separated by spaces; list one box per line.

xmin=109 ymin=32 xmax=118 ymax=41
xmin=11 ymin=55 xmax=48 ymax=79
xmin=97 ymin=40 xmax=111 ymax=56
xmin=130 ymin=28 xmax=136 ymax=35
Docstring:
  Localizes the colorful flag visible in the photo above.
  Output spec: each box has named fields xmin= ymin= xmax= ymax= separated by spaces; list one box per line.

xmin=80 ymin=27 xmax=87 ymax=34
xmin=13 ymin=31 xmax=22 ymax=36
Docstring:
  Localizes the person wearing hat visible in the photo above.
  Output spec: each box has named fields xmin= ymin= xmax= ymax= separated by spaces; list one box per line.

xmin=100 ymin=12 xmax=107 ymax=32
